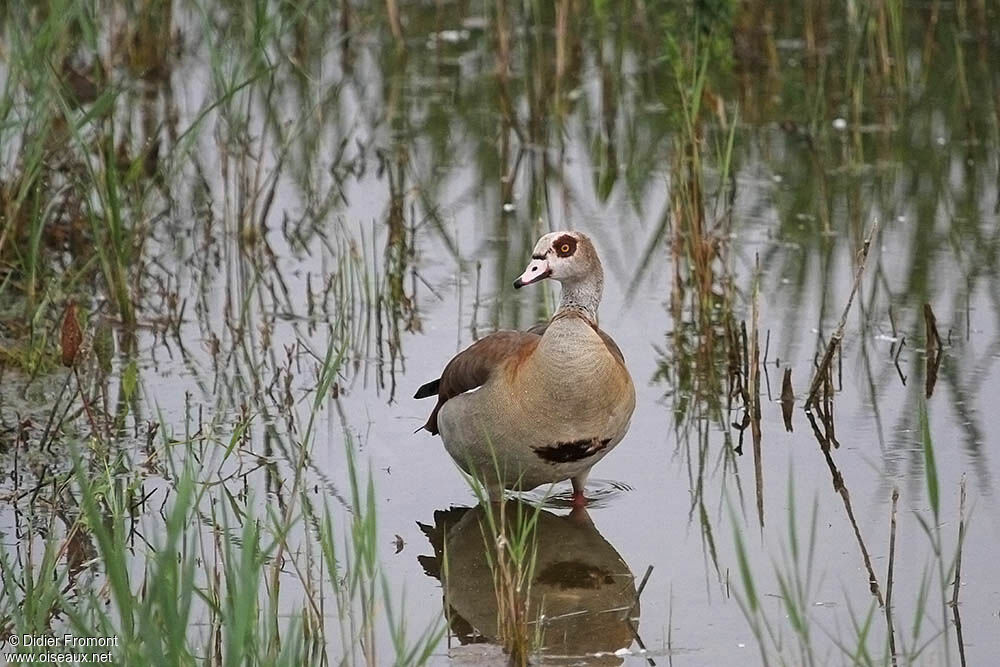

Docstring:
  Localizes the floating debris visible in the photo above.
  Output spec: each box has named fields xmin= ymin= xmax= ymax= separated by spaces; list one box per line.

xmin=781 ymin=368 xmax=794 ymax=432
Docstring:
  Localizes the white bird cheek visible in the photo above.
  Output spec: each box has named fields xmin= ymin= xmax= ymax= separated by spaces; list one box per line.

xmin=547 ymin=257 xmax=567 ymax=279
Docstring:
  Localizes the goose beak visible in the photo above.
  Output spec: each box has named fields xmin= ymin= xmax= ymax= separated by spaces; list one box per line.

xmin=513 ymin=258 xmax=551 ymax=289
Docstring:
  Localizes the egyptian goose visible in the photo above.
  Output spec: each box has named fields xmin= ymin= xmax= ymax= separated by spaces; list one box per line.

xmin=414 ymin=231 xmax=635 ymax=506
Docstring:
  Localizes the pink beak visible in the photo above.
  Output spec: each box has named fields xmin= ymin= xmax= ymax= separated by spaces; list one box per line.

xmin=513 ymin=258 xmax=551 ymax=289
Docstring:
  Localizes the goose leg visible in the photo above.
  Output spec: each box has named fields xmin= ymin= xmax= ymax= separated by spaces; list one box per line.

xmin=571 ymin=473 xmax=588 ymax=508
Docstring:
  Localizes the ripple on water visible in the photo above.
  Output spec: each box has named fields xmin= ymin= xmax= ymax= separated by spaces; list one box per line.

xmin=515 ymin=478 xmax=633 ymax=510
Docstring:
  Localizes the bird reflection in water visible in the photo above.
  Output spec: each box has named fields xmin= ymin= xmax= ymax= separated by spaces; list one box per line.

xmin=418 ymin=501 xmax=641 ymax=664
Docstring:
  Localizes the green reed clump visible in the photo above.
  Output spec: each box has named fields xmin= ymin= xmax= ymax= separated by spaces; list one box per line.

xmin=462 ymin=459 xmax=543 ymax=667
xmin=0 ymin=432 xmax=442 ymax=667
xmin=0 ymin=0 xmax=302 ymax=366
xmin=0 ymin=2 xmax=138 ymax=327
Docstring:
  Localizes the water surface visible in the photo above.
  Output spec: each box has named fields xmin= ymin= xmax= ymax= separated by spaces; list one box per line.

xmin=1 ymin=2 xmax=999 ymax=665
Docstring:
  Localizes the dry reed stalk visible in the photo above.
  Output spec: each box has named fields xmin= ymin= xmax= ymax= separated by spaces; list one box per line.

xmin=805 ymin=219 xmax=880 ymax=409
xmin=952 ymin=476 xmax=968 ymax=667
xmin=886 ymin=487 xmax=899 ymax=666
xmin=386 ymin=0 xmax=403 ymax=43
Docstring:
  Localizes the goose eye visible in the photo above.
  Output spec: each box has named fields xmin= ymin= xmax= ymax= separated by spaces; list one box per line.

xmin=553 ymin=235 xmax=577 ymax=257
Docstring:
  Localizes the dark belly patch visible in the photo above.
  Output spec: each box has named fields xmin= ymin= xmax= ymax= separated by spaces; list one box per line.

xmin=533 ymin=437 xmax=612 ymax=463
xmin=535 ymin=561 xmax=614 ymax=589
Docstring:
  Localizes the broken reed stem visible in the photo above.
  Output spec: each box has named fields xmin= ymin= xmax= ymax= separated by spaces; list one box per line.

xmin=924 ymin=303 xmax=944 ymax=398
xmin=37 ymin=370 xmax=75 ymax=452
xmin=843 ymin=476 xmax=885 ymax=607
xmin=750 ymin=254 xmax=761 ymax=424
xmin=740 ymin=320 xmax=749 ymax=404
xmin=621 ymin=564 xmax=653 ymax=621
xmin=952 ymin=475 xmax=968 ymax=667
xmin=780 ymin=367 xmax=794 ymax=432
xmin=622 ymin=565 xmax=657 ymax=666
xmin=805 ymin=218 xmax=880 ymax=409
xmin=886 ymin=487 xmax=899 ymax=667
xmin=805 ymin=409 xmax=885 ymax=608
xmin=893 ymin=335 xmax=907 ymax=385
xmin=74 ymin=367 xmax=103 ymax=441
xmin=750 ymin=254 xmax=763 ymax=529
xmin=951 ymin=477 xmax=966 ymax=607
xmin=923 ymin=303 xmax=942 ymax=353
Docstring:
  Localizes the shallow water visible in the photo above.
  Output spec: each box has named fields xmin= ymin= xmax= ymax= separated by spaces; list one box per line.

xmin=2 ymin=1 xmax=999 ymax=665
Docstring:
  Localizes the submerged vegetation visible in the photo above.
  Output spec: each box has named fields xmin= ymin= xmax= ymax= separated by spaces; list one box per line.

xmin=1 ymin=0 xmax=997 ymax=664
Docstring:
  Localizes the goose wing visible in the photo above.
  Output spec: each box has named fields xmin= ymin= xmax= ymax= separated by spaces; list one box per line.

xmin=414 ymin=330 xmax=541 ymax=435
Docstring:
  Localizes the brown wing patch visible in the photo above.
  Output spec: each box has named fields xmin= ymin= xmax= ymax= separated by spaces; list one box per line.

xmin=418 ymin=331 xmax=541 ymax=435
xmin=526 ymin=321 xmax=548 ymax=336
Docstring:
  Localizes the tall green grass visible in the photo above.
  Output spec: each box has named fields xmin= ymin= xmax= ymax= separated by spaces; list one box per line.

xmin=1 ymin=311 xmax=442 ymax=665
xmin=0 ymin=434 xmax=443 ymax=666
xmin=466 ymin=472 xmax=543 ymax=666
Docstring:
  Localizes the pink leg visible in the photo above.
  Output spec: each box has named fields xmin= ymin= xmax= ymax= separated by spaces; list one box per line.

xmin=571 ymin=474 xmax=588 ymax=508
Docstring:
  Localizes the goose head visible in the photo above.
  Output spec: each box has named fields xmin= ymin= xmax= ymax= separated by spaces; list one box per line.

xmin=513 ymin=231 xmax=605 ymax=321
xmin=513 ymin=231 xmax=603 ymax=290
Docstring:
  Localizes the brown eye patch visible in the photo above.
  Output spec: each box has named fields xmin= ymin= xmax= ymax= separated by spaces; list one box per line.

xmin=553 ymin=234 xmax=577 ymax=258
